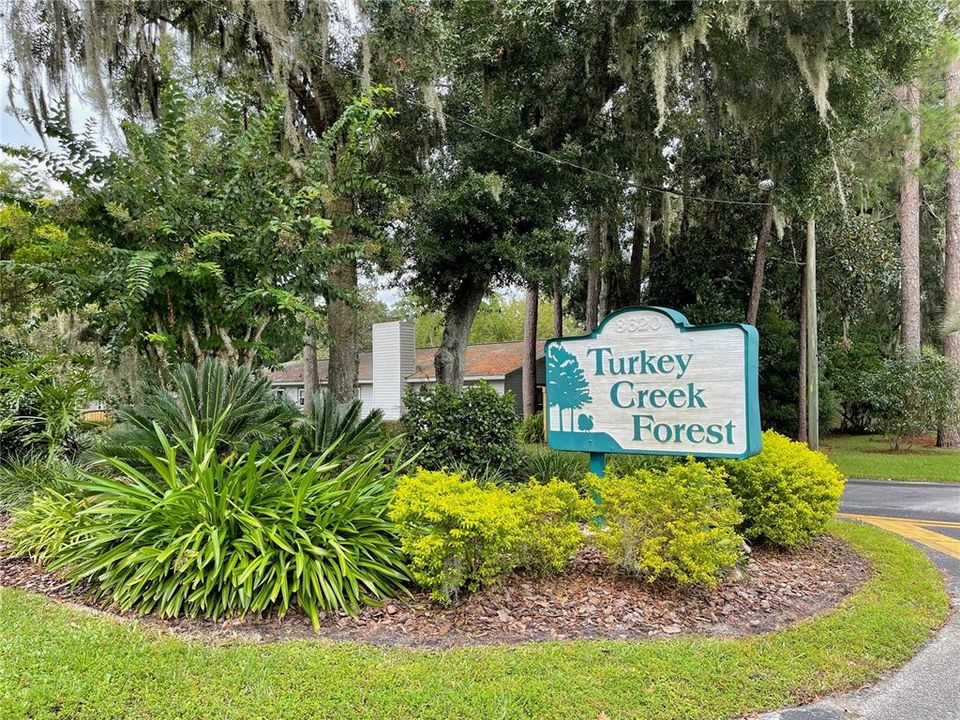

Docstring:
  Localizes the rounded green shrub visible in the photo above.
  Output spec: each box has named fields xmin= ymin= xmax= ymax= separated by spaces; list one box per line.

xmin=514 ymin=479 xmax=591 ymax=574
xmin=390 ymin=469 xmax=521 ymax=602
xmin=586 ymin=463 xmax=744 ymax=587
xmin=718 ymin=430 xmax=845 ymax=549
xmin=401 ymin=381 xmax=523 ymax=479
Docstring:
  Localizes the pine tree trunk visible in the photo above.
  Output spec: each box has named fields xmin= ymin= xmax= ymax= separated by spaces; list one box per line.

xmin=805 ymin=217 xmax=819 ymax=451
xmin=943 ymin=59 xmax=960 ymax=447
xmin=647 ymin=201 xmax=664 ymax=301
xmin=552 ymin=281 xmax=563 ymax=336
xmin=522 ymin=282 xmax=539 ymax=418
xmin=585 ymin=218 xmax=602 ymax=331
xmin=435 ymin=277 xmax=487 ymax=389
xmin=798 ymin=276 xmax=808 ymax=444
xmin=628 ymin=208 xmax=648 ymax=305
xmin=897 ymin=82 xmax=923 ymax=353
xmin=598 ymin=221 xmax=612 ymax=321
xmin=327 ymin=198 xmax=359 ymax=403
xmin=746 ymin=194 xmax=774 ymax=326
xmin=303 ymin=321 xmax=319 ymax=413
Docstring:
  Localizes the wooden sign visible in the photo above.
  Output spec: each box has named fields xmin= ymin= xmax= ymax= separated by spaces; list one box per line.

xmin=545 ymin=307 xmax=760 ymax=468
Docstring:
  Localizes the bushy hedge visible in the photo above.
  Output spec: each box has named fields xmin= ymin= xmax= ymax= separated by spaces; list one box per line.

xmin=587 ymin=464 xmax=744 ymax=587
xmin=401 ymin=382 xmax=523 ymax=479
xmin=7 ymin=427 xmax=410 ymax=627
xmin=389 ymin=469 xmax=588 ymax=601
xmin=719 ymin=430 xmax=844 ymax=549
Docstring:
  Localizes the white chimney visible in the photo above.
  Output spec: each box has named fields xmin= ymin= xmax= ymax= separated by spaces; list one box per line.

xmin=371 ymin=320 xmax=415 ymax=420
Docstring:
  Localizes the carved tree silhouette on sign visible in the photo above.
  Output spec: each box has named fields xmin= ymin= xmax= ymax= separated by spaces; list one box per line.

xmin=546 ymin=343 xmax=592 ymax=431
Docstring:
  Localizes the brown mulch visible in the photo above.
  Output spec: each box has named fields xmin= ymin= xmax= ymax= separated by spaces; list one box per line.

xmin=0 ymin=532 xmax=871 ymax=648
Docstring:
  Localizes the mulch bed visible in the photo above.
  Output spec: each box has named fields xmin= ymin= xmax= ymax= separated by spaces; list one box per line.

xmin=0 ymin=532 xmax=871 ymax=648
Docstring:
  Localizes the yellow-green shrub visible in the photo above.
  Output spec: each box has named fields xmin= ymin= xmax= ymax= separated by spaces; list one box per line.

xmin=718 ymin=430 xmax=845 ymax=549
xmin=389 ymin=470 xmax=586 ymax=601
xmin=586 ymin=464 xmax=744 ymax=587
xmin=514 ymin=479 xmax=591 ymax=574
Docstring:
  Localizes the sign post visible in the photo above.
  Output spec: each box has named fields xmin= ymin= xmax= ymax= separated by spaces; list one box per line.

xmin=545 ymin=307 xmax=761 ymax=476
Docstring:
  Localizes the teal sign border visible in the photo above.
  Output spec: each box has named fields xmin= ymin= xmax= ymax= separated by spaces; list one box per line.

xmin=545 ymin=306 xmax=761 ymax=467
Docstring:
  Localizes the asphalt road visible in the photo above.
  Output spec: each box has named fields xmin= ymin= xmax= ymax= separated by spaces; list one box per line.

xmin=760 ymin=479 xmax=960 ymax=720
xmin=841 ymin=479 xmax=960 ymax=524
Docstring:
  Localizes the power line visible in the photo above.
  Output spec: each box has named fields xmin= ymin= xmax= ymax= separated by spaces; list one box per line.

xmin=196 ymin=0 xmax=767 ymax=208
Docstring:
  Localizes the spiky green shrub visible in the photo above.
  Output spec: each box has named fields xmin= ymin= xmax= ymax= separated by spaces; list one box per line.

xmin=519 ymin=445 xmax=588 ymax=486
xmin=4 ymin=490 xmax=90 ymax=562
xmin=517 ymin=412 xmax=545 ymax=444
xmin=0 ymin=455 xmax=81 ymax=511
xmin=97 ymin=359 xmax=296 ymax=462
xmin=587 ymin=464 xmax=744 ymax=587
xmin=390 ymin=469 xmax=586 ymax=601
xmin=294 ymin=390 xmax=384 ymax=460
xmin=6 ymin=425 xmax=410 ymax=627
xmin=717 ymin=430 xmax=845 ymax=549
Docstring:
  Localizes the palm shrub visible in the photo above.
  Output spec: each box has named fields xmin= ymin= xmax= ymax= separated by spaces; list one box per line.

xmin=294 ymin=390 xmax=384 ymax=460
xmin=7 ymin=423 xmax=410 ymax=627
xmin=98 ymin=359 xmax=296 ymax=462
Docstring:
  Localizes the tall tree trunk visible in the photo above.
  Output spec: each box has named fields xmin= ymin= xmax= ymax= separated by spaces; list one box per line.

xmin=628 ymin=207 xmax=648 ymax=305
xmin=327 ymin=198 xmax=359 ymax=403
xmin=598 ymin=221 xmax=612 ymax=321
xmin=647 ymin=201 xmax=664 ymax=301
xmin=798 ymin=276 xmax=808 ymax=444
xmin=435 ymin=277 xmax=487 ymax=389
xmin=522 ymin=282 xmax=539 ymax=418
xmin=746 ymin=192 xmax=774 ymax=326
xmin=303 ymin=320 xmax=319 ymax=413
xmin=897 ymin=82 xmax=923 ymax=353
xmin=943 ymin=59 xmax=960 ymax=447
xmin=584 ymin=218 xmax=602 ymax=331
xmin=552 ymin=280 xmax=563 ymax=337
xmin=805 ymin=217 xmax=819 ymax=451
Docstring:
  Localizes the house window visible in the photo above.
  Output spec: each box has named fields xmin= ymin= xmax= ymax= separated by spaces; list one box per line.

xmin=297 ymin=388 xmax=305 ymax=406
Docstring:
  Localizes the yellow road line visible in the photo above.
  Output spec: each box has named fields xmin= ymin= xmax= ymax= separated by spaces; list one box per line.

xmin=918 ymin=519 xmax=960 ymax=529
xmin=838 ymin=512 xmax=960 ymax=561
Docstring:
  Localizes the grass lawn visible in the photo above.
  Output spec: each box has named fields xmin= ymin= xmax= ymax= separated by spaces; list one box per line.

xmin=0 ymin=521 xmax=948 ymax=720
xmin=822 ymin=434 xmax=960 ymax=483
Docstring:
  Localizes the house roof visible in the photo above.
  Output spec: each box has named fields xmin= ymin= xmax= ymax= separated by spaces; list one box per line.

xmin=265 ymin=340 xmax=546 ymax=385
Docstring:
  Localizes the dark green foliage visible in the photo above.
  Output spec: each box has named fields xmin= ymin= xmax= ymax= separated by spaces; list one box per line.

xmin=294 ymin=390 xmax=384 ymax=460
xmin=519 ymin=446 xmax=587 ymax=486
xmin=823 ymin=340 xmax=885 ymax=434
xmin=7 ymin=425 xmax=411 ymax=627
xmin=0 ymin=455 xmax=79 ymax=511
xmin=862 ymin=351 xmax=960 ymax=450
xmin=98 ymin=360 xmax=296 ymax=462
xmin=0 ymin=340 xmax=98 ymax=461
xmin=401 ymin=382 xmax=523 ymax=479
xmin=517 ymin=412 xmax=545 ymax=444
